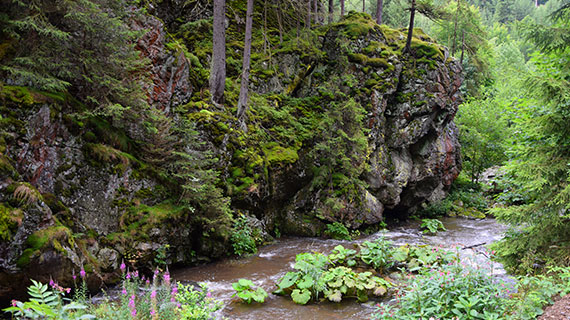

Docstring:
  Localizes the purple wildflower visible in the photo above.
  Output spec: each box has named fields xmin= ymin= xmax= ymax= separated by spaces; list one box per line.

xmin=80 ymin=269 xmax=86 ymax=279
xmin=122 ymin=288 xmax=127 ymax=295
xmin=128 ymin=294 xmax=137 ymax=318
xmin=11 ymin=300 xmax=17 ymax=307
xmin=120 ymin=261 xmax=126 ymax=271
xmin=163 ymin=272 xmax=170 ymax=285
xmin=151 ymin=290 xmax=157 ymax=299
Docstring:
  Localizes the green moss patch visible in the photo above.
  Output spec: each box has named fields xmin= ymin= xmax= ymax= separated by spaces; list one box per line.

xmin=17 ymin=225 xmax=73 ymax=268
xmin=262 ymin=142 xmax=299 ymax=167
xmin=335 ymin=11 xmax=377 ymax=39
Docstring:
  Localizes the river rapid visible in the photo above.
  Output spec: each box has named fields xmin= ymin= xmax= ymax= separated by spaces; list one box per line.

xmin=171 ymin=217 xmax=508 ymax=320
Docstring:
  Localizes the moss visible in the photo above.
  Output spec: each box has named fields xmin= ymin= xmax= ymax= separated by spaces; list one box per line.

xmin=348 ymin=53 xmax=394 ymax=71
xmin=335 ymin=11 xmax=377 ymax=39
xmin=262 ymin=142 xmax=299 ymax=167
xmin=121 ymin=201 xmax=187 ymax=239
xmin=411 ymin=38 xmax=444 ymax=61
xmin=0 ymin=85 xmax=35 ymax=106
xmin=17 ymin=225 xmax=73 ymax=268
xmin=0 ymin=204 xmax=19 ymax=241
xmin=0 ymin=154 xmax=18 ymax=179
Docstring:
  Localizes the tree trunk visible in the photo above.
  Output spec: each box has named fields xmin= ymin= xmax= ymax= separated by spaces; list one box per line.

xmin=236 ymin=0 xmax=254 ymax=132
xmin=362 ymin=0 xmax=365 ymax=13
xmin=275 ymin=0 xmax=283 ymax=44
xmin=306 ymin=0 xmax=311 ymax=28
xmin=328 ymin=0 xmax=334 ymax=24
xmin=460 ymin=29 xmax=465 ymax=64
xmin=452 ymin=0 xmax=459 ymax=55
xmin=376 ymin=0 xmax=383 ymax=24
xmin=314 ymin=0 xmax=319 ymax=25
xmin=403 ymin=0 xmax=416 ymax=54
xmin=210 ymin=0 xmax=226 ymax=105
xmin=340 ymin=0 xmax=345 ymax=18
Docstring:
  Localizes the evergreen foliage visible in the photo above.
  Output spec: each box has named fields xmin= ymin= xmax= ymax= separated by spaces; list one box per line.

xmin=490 ymin=2 xmax=570 ymax=273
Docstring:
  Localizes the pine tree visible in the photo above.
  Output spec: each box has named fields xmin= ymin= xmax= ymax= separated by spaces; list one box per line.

xmin=490 ymin=3 xmax=570 ymax=273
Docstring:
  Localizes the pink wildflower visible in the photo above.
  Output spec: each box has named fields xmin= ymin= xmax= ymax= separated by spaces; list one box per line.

xmin=80 ymin=269 xmax=86 ymax=279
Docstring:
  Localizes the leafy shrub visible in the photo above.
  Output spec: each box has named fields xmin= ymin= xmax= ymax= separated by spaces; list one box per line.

xmin=230 ymin=216 xmax=257 ymax=256
xmin=321 ymin=267 xmax=390 ymax=303
xmin=328 ymin=244 xmax=358 ymax=267
xmin=359 ymin=237 xmax=395 ymax=273
xmin=392 ymin=244 xmax=456 ymax=271
xmin=417 ymin=198 xmax=454 ymax=218
xmin=373 ymin=259 xmax=513 ymax=320
xmin=420 ymin=218 xmax=446 ymax=235
xmin=176 ymin=283 xmax=223 ymax=320
xmin=275 ymin=249 xmax=392 ymax=304
xmin=324 ymin=222 xmax=351 ymax=240
xmin=274 ymin=252 xmax=329 ymax=304
xmin=232 ymin=279 xmax=268 ymax=304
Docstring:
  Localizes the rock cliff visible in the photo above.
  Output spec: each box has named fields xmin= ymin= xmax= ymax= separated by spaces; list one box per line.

xmin=0 ymin=9 xmax=461 ymax=301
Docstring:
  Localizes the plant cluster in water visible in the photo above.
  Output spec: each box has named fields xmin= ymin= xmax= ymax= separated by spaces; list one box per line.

xmin=231 ymin=279 xmax=268 ymax=304
xmin=271 ymin=236 xmax=456 ymax=305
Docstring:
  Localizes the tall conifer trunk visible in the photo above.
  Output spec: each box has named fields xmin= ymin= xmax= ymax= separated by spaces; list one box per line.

xmin=237 ymin=0 xmax=254 ymax=131
xmin=340 ymin=0 xmax=345 ymax=17
xmin=210 ymin=0 xmax=226 ymax=105
xmin=376 ymin=0 xmax=383 ymax=24
xmin=328 ymin=0 xmax=334 ymax=23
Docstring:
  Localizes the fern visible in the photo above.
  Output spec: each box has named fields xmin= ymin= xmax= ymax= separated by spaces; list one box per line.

xmin=28 ymin=279 xmax=58 ymax=308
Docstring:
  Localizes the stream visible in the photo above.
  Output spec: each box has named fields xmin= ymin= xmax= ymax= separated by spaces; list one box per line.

xmin=171 ymin=217 xmax=509 ymax=320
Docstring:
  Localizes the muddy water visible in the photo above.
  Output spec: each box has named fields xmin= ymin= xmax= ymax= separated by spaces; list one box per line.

xmin=172 ymin=217 xmax=508 ymax=320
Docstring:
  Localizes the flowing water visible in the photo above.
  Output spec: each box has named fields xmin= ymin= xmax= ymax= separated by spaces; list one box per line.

xmin=172 ymin=217 xmax=509 ymax=320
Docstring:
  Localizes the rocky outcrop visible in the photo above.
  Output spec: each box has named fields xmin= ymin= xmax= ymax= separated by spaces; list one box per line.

xmin=246 ymin=13 xmax=462 ymax=231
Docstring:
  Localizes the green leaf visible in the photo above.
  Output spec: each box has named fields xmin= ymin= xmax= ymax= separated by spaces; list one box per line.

xmin=291 ymin=289 xmax=311 ymax=305
xmin=297 ymin=274 xmax=314 ymax=289
xmin=327 ymin=290 xmax=342 ymax=302
xmin=238 ymin=278 xmax=254 ymax=288
xmin=278 ymin=272 xmax=299 ymax=289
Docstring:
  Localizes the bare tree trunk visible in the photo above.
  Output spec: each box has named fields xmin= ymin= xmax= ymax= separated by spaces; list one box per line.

xmin=210 ymin=0 xmax=226 ymax=105
xmin=362 ymin=0 xmax=365 ymax=13
xmin=340 ymin=0 xmax=345 ymax=18
xmin=460 ymin=29 xmax=465 ymax=64
xmin=376 ymin=0 xmax=383 ymax=24
xmin=403 ymin=0 xmax=416 ymax=54
xmin=306 ymin=0 xmax=311 ymax=28
xmin=452 ymin=0 xmax=459 ymax=55
xmin=313 ymin=0 xmax=319 ymax=25
xmin=236 ymin=0 xmax=254 ymax=132
xmin=275 ymin=0 xmax=283 ymax=44
xmin=263 ymin=0 xmax=268 ymax=54
xmin=328 ymin=0 xmax=334 ymax=23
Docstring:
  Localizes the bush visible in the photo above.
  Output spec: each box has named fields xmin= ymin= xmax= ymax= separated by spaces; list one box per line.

xmin=230 ymin=216 xmax=257 ymax=256
xmin=420 ymin=218 xmax=446 ymax=235
xmin=231 ymin=279 xmax=268 ymax=304
xmin=324 ymin=222 xmax=351 ymax=240
xmin=373 ymin=258 xmax=513 ymax=319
